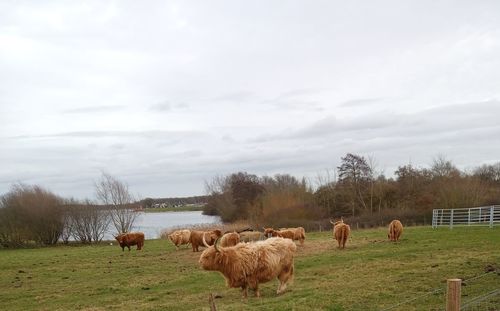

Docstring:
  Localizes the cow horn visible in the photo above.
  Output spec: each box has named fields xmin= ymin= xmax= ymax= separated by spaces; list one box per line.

xmin=214 ymin=237 xmax=221 ymax=253
xmin=329 ymin=219 xmax=334 ymax=225
xmin=202 ymin=232 xmax=210 ymax=247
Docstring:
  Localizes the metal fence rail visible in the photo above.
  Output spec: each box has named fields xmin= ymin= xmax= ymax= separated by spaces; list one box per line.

xmin=432 ymin=205 xmax=500 ymax=228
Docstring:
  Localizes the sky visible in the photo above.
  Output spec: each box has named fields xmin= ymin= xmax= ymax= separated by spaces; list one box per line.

xmin=1 ymin=1 xmax=500 ymax=199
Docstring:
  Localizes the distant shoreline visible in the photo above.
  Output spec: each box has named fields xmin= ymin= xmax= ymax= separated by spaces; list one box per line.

xmin=143 ymin=206 xmax=204 ymax=213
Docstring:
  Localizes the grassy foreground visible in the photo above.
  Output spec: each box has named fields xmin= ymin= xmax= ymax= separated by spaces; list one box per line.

xmin=0 ymin=226 xmax=498 ymax=311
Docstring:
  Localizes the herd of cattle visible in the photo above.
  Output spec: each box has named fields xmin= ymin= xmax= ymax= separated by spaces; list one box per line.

xmin=114 ymin=218 xmax=404 ymax=298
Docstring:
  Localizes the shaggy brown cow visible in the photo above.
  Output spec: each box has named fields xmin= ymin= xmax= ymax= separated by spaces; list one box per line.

xmin=264 ymin=227 xmax=305 ymax=245
xmin=189 ymin=229 xmax=222 ymax=252
xmin=168 ymin=229 xmax=191 ymax=250
xmin=199 ymin=235 xmax=297 ymax=298
xmin=330 ymin=218 xmax=350 ymax=249
xmin=239 ymin=230 xmax=265 ymax=242
xmin=115 ymin=232 xmax=145 ymax=251
xmin=388 ymin=220 xmax=403 ymax=242
xmin=220 ymin=232 xmax=240 ymax=247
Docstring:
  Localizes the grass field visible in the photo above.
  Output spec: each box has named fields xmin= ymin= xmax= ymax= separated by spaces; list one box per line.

xmin=0 ymin=226 xmax=498 ymax=311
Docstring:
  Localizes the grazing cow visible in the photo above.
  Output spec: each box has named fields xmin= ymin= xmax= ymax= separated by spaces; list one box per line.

xmin=199 ymin=235 xmax=297 ymax=298
xmin=220 ymin=231 xmax=240 ymax=247
xmin=115 ymin=232 xmax=145 ymax=251
xmin=330 ymin=218 xmax=350 ymax=249
xmin=189 ymin=229 xmax=222 ymax=252
xmin=388 ymin=220 xmax=403 ymax=242
xmin=264 ymin=227 xmax=306 ymax=245
xmin=239 ymin=230 xmax=265 ymax=242
xmin=168 ymin=229 xmax=191 ymax=250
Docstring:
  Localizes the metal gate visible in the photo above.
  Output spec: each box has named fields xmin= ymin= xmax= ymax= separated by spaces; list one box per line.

xmin=432 ymin=205 xmax=500 ymax=228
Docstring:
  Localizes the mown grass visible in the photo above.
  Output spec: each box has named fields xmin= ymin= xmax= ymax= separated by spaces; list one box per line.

xmin=0 ymin=226 xmax=498 ymax=311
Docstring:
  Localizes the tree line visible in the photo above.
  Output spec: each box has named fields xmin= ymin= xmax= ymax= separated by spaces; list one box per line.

xmin=203 ymin=154 xmax=500 ymax=230
xmin=0 ymin=173 xmax=138 ymax=248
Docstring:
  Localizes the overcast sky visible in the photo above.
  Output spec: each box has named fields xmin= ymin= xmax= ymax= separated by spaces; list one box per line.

xmin=1 ymin=1 xmax=500 ymax=199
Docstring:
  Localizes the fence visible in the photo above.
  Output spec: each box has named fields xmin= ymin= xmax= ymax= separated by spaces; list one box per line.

xmin=380 ymin=271 xmax=499 ymax=310
xmin=432 ymin=205 xmax=500 ymax=229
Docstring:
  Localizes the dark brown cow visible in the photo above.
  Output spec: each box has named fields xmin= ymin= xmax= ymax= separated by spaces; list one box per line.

xmin=189 ymin=229 xmax=222 ymax=252
xmin=199 ymin=235 xmax=297 ymax=298
xmin=115 ymin=232 xmax=145 ymax=251
xmin=388 ymin=220 xmax=403 ymax=242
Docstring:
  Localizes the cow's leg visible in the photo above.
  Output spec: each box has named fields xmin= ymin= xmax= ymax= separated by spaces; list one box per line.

xmin=241 ymin=286 xmax=248 ymax=298
xmin=121 ymin=247 xmax=124 ymax=252
xmin=128 ymin=245 xmax=131 ymax=251
xmin=277 ymin=265 xmax=293 ymax=294
xmin=254 ymin=284 xmax=260 ymax=298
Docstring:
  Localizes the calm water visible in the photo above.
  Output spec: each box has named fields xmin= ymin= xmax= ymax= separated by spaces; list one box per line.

xmin=104 ymin=211 xmax=220 ymax=240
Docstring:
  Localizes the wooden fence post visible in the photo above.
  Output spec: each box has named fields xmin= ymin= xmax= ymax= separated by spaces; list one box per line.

xmin=208 ymin=293 xmax=217 ymax=311
xmin=446 ymin=279 xmax=461 ymax=311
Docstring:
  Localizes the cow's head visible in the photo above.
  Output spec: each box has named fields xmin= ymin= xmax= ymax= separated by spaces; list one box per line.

xmin=263 ymin=227 xmax=275 ymax=238
xmin=114 ymin=234 xmax=125 ymax=245
xmin=330 ymin=217 xmax=344 ymax=227
xmin=199 ymin=233 xmax=224 ymax=271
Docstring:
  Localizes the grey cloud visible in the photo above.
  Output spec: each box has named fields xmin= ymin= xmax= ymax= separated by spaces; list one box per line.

xmin=63 ymin=105 xmax=125 ymax=114
xmin=149 ymin=102 xmax=171 ymax=112
xmin=212 ymin=91 xmax=257 ymax=102
xmin=7 ymin=130 xmax=204 ymax=140
xmin=338 ymin=98 xmax=383 ymax=107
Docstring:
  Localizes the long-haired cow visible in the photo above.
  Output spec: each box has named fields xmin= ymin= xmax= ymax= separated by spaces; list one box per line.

xmin=114 ymin=232 xmax=145 ymax=251
xmin=388 ymin=220 xmax=403 ymax=242
xmin=238 ymin=230 xmax=265 ymax=242
xmin=220 ymin=231 xmax=240 ymax=247
xmin=168 ymin=229 xmax=191 ymax=250
xmin=199 ymin=235 xmax=297 ymax=298
xmin=264 ymin=227 xmax=306 ymax=245
xmin=189 ymin=229 xmax=222 ymax=252
xmin=330 ymin=218 xmax=350 ymax=249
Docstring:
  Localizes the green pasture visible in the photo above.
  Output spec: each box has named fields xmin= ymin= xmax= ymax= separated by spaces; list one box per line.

xmin=0 ymin=226 xmax=498 ymax=310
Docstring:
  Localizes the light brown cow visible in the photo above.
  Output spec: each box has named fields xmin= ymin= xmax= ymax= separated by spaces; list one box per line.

xmin=239 ymin=230 xmax=265 ymax=242
xmin=189 ymin=229 xmax=222 ymax=252
xmin=199 ymin=235 xmax=297 ymax=298
xmin=264 ymin=227 xmax=306 ymax=245
xmin=114 ymin=232 xmax=145 ymax=251
xmin=330 ymin=218 xmax=350 ymax=249
xmin=168 ymin=229 xmax=191 ymax=250
xmin=220 ymin=232 xmax=240 ymax=247
xmin=388 ymin=220 xmax=403 ymax=242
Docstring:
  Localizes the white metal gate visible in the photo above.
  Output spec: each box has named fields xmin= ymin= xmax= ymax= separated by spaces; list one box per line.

xmin=432 ymin=205 xmax=500 ymax=228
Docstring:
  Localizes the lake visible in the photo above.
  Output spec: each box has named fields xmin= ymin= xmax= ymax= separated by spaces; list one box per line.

xmin=105 ymin=211 xmax=221 ymax=240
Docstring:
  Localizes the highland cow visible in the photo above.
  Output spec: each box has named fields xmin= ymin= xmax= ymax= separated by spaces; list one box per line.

xmin=330 ymin=218 xmax=350 ymax=249
xmin=238 ymin=230 xmax=265 ymax=242
xmin=199 ymin=235 xmax=297 ymax=298
xmin=388 ymin=220 xmax=403 ymax=242
xmin=264 ymin=227 xmax=306 ymax=245
xmin=168 ymin=229 xmax=191 ymax=250
xmin=114 ymin=232 xmax=145 ymax=251
xmin=219 ymin=231 xmax=240 ymax=247
xmin=189 ymin=229 xmax=222 ymax=252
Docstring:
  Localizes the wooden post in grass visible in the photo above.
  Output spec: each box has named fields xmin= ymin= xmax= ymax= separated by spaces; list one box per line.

xmin=446 ymin=279 xmax=461 ymax=311
xmin=209 ymin=293 xmax=217 ymax=311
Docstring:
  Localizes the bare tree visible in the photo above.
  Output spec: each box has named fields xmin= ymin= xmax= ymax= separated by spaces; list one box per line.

xmin=95 ymin=173 xmax=137 ymax=234
xmin=337 ymin=153 xmax=373 ymax=215
xmin=67 ymin=200 xmax=111 ymax=243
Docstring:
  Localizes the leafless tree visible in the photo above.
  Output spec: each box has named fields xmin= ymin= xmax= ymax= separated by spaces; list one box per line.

xmin=68 ymin=200 xmax=110 ymax=243
xmin=95 ymin=172 xmax=137 ymax=234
